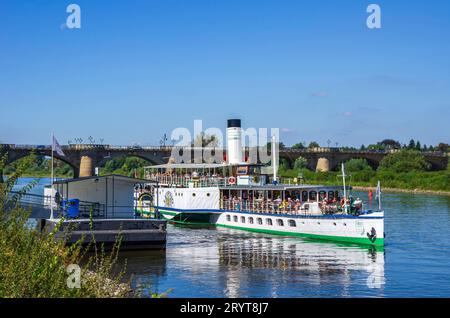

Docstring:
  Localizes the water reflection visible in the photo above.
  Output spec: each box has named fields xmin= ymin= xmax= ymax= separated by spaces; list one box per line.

xmin=125 ymin=225 xmax=385 ymax=297
xmin=217 ymin=229 xmax=385 ymax=297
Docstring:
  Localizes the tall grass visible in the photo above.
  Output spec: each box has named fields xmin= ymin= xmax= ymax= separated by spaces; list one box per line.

xmin=0 ymin=151 xmax=134 ymax=297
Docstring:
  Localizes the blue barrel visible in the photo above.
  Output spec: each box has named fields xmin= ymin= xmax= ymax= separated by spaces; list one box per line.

xmin=64 ymin=199 xmax=80 ymax=218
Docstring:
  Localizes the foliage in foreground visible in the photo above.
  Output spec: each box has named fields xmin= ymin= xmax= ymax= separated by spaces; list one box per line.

xmin=0 ymin=152 xmax=134 ymax=298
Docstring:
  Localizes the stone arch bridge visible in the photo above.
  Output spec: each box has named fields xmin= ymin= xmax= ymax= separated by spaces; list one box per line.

xmin=279 ymin=148 xmax=448 ymax=172
xmin=1 ymin=144 xmax=447 ymax=178
xmin=0 ymin=144 xmax=171 ymax=178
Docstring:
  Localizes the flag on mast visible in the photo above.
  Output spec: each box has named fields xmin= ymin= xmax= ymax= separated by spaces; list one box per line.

xmin=375 ymin=180 xmax=382 ymax=210
xmin=52 ymin=136 xmax=65 ymax=157
xmin=375 ymin=181 xmax=381 ymax=199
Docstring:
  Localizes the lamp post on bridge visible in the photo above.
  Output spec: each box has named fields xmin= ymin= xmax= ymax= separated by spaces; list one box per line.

xmin=160 ymin=134 xmax=168 ymax=148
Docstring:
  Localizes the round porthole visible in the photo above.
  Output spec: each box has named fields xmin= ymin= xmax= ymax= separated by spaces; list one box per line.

xmin=333 ymin=222 xmax=337 ymax=226
xmin=192 ymin=193 xmax=196 ymax=197
xmin=207 ymin=193 xmax=210 ymax=197
xmin=343 ymin=223 xmax=347 ymax=226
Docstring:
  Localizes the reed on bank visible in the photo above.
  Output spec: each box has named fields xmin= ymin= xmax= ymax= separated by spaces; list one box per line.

xmin=0 ymin=152 xmax=133 ymax=298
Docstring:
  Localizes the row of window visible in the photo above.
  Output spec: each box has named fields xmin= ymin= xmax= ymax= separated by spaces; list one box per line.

xmin=226 ymin=214 xmax=297 ymax=227
xmin=159 ymin=192 xmax=211 ymax=197
xmin=301 ymin=190 xmax=339 ymax=202
xmin=225 ymin=215 xmax=347 ymax=227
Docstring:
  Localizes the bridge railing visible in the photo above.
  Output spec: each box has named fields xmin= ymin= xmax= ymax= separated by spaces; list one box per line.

xmin=1 ymin=143 xmax=446 ymax=157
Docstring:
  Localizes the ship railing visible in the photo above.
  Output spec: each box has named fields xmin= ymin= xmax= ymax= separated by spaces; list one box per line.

xmin=217 ymin=199 xmax=364 ymax=216
xmin=219 ymin=199 xmax=314 ymax=215
xmin=144 ymin=174 xmax=230 ymax=188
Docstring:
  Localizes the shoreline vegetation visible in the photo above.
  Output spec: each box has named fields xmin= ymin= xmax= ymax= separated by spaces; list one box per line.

xmin=278 ymin=149 xmax=449 ymax=195
xmin=0 ymin=153 xmax=162 ymax=298
xmin=352 ymin=186 xmax=450 ymax=197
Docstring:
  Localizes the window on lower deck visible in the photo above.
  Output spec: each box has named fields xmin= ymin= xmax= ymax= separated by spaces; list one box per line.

xmin=301 ymin=191 xmax=308 ymax=202
xmin=288 ymin=220 xmax=296 ymax=227
xmin=233 ymin=215 xmax=238 ymax=222
xmin=257 ymin=218 xmax=263 ymax=225
xmin=249 ymin=217 xmax=254 ymax=224
xmin=241 ymin=216 xmax=246 ymax=223
xmin=226 ymin=215 xmax=231 ymax=221
xmin=319 ymin=191 xmax=326 ymax=201
xmin=277 ymin=219 xmax=284 ymax=226
xmin=309 ymin=191 xmax=317 ymax=201
xmin=266 ymin=218 xmax=273 ymax=226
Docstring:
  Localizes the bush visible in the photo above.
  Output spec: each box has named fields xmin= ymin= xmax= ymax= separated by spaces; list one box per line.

xmin=378 ymin=149 xmax=431 ymax=173
xmin=345 ymin=158 xmax=373 ymax=172
xmin=293 ymin=157 xmax=308 ymax=170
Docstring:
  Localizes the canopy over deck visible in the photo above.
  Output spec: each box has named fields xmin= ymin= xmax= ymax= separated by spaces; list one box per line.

xmin=220 ymin=184 xmax=349 ymax=191
xmin=145 ymin=163 xmax=228 ymax=170
xmin=145 ymin=163 xmax=265 ymax=170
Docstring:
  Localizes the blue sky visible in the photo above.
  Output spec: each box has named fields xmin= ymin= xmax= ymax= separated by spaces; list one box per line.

xmin=0 ymin=0 xmax=449 ymax=147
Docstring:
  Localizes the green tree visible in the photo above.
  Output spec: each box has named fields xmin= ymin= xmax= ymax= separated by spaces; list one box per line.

xmin=308 ymin=141 xmax=320 ymax=149
xmin=408 ymin=139 xmax=416 ymax=149
xmin=379 ymin=149 xmax=431 ymax=173
xmin=379 ymin=139 xmax=401 ymax=149
xmin=280 ymin=158 xmax=291 ymax=170
xmin=293 ymin=157 xmax=308 ymax=170
xmin=415 ymin=141 xmax=421 ymax=151
xmin=367 ymin=143 xmax=385 ymax=151
xmin=266 ymin=141 xmax=286 ymax=150
xmin=344 ymin=158 xmax=373 ymax=172
xmin=292 ymin=142 xmax=305 ymax=149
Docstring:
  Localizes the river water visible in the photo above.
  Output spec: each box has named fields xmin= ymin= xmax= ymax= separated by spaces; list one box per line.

xmin=14 ymin=178 xmax=450 ymax=298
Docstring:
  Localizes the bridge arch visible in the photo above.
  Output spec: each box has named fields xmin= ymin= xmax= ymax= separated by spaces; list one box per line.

xmin=331 ymin=156 xmax=380 ymax=172
xmin=96 ymin=152 xmax=165 ymax=168
xmin=2 ymin=152 xmax=78 ymax=178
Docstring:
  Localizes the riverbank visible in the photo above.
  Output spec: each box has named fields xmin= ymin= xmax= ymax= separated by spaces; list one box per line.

xmin=0 ymin=206 xmax=134 ymax=298
xmin=280 ymin=166 xmax=449 ymax=193
xmin=352 ymin=186 xmax=450 ymax=197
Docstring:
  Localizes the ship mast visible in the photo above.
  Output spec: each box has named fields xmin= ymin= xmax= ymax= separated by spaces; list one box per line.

xmin=341 ymin=163 xmax=348 ymax=214
xmin=272 ymin=135 xmax=277 ymax=184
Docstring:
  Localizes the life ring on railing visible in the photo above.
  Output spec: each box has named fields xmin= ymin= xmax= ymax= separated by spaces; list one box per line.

xmin=228 ymin=176 xmax=236 ymax=185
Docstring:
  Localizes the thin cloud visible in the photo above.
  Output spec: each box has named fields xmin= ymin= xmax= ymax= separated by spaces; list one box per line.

xmin=343 ymin=111 xmax=352 ymax=117
xmin=311 ymin=91 xmax=328 ymax=97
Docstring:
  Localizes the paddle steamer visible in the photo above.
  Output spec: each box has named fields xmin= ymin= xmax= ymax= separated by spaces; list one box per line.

xmin=135 ymin=119 xmax=384 ymax=247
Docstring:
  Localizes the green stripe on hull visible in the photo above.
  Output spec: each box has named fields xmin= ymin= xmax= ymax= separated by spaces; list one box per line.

xmin=217 ymin=223 xmax=384 ymax=247
xmin=158 ymin=209 xmax=384 ymax=247
xmin=160 ymin=209 xmax=212 ymax=225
